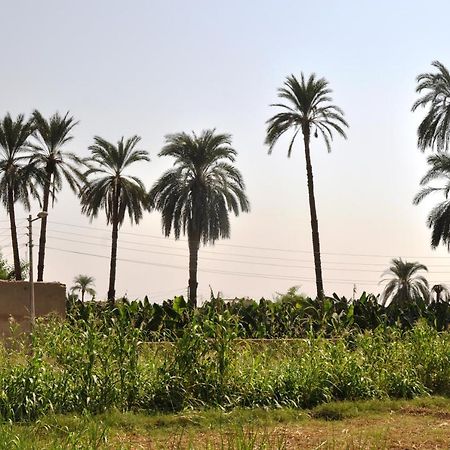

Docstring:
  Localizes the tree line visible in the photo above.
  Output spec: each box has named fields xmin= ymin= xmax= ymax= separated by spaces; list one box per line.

xmin=1 ymin=61 xmax=450 ymax=306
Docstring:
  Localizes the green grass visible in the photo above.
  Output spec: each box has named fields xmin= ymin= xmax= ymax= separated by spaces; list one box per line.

xmin=1 ymin=397 xmax=449 ymax=449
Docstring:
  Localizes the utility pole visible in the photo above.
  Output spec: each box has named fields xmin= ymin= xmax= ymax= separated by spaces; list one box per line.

xmin=27 ymin=215 xmax=35 ymax=327
xmin=27 ymin=212 xmax=48 ymax=328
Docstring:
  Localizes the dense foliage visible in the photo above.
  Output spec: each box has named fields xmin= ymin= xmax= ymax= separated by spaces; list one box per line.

xmin=0 ymin=309 xmax=449 ymax=422
xmin=67 ymin=289 xmax=450 ymax=340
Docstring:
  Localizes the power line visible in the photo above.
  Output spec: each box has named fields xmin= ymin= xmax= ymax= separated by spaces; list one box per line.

xmin=46 ymin=234 xmax=390 ymax=273
xmin=45 ymin=245 xmax=384 ymax=285
xmin=48 ymin=227 xmax=395 ymax=267
xmin=48 ymin=220 xmax=450 ymax=260
xmin=44 ymin=232 xmax=450 ymax=276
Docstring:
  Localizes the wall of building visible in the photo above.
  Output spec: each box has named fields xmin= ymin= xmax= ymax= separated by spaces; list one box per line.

xmin=0 ymin=281 xmax=66 ymax=336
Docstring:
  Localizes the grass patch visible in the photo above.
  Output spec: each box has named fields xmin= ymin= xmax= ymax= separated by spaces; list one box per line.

xmin=1 ymin=397 xmax=449 ymax=449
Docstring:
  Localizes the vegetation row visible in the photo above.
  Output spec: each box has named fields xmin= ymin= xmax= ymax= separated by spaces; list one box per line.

xmin=1 ymin=309 xmax=449 ymax=422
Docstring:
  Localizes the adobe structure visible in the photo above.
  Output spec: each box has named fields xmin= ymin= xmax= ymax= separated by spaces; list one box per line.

xmin=0 ymin=281 xmax=66 ymax=337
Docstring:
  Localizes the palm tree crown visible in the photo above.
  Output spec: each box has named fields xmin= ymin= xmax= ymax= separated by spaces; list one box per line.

xmin=0 ymin=114 xmax=36 ymax=208
xmin=30 ymin=110 xmax=84 ymax=197
xmin=0 ymin=113 xmax=36 ymax=279
xmin=265 ymin=73 xmax=348 ymax=301
xmin=149 ymin=129 xmax=249 ymax=306
xmin=80 ymin=135 xmax=150 ymax=303
xmin=380 ymin=258 xmax=429 ymax=307
xmin=149 ymin=130 xmax=250 ymax=243
xmin=412 ymin=61 xmax=450 ymax=151
xmin=413 ymin=153 xmax=450 ymax=249
xmin=80 ymin=136 xmax=149 ymax=224
xmin=265 ymin=73 xmax=348 ymax=155
xmin=71 ymin=274 xmax=96 ymax=302
xmin=431 ymin=284 xmax=450 ymax=303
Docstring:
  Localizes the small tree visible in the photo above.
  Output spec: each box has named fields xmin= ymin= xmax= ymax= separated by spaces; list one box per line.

xmin=71 ymin=274 xmax=96 ymax=302
xmin=380 ymin=258 xmax=429 ymax=308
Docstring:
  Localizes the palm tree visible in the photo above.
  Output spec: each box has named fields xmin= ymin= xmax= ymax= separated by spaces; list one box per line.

xmin=265 ymin=73 xmax=348 ymax=300
xmin=413 ymin=153 xmax=450 ymax=249
xmin=431 ymin=284 xmax=450 ymax=303
xmin=29 ymin=110 xmax=84 ymax=281
xmin=412 ymin=61 xmax=450 ymax=151
xmin=380 ymin=258 xmax=429 ymax=307
xmin=149 ymin=129 xmax=250 ymax=307
xmin=80 ymin=135 xmax=149 ymax=304
xmin=71 ymin=274 xmax=96 ymax=302
xmin=0 ymin=114 xmax=36 ymax=279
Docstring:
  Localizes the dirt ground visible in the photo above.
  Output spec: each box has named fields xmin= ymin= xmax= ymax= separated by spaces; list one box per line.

xmin=113 ymin=402 xmax=450 ymax=449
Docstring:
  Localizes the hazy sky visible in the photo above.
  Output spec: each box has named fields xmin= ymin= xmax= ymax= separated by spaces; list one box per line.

xmin=1 ymin=0 xmax=450 ymax=302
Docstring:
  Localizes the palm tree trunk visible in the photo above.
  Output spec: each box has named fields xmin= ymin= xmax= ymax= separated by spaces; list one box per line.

xmin=303 ymin=127 xmax=324 ymax=301
xmin=81 ymin=288 xmax=85 ymax=303
xmin=37 ymin=174 xmax=51 ymax=282
xmin=7 ymin=185 xmax=22 ymax=280
xmin=188 ymin=233 xmax=200 ymax=308
xmin=107 ymin=185 xmax=120 ymax=305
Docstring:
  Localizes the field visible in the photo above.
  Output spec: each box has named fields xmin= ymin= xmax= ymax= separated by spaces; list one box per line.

xmin=0 ymin=298 xmax=449 ymax=449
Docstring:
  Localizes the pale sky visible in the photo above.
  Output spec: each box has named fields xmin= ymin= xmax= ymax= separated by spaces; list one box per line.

xmin=2 ymin=0 xmax=450 ymax=302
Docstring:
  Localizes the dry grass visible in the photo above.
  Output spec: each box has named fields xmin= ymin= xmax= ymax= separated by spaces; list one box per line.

xmin=105 ymin=397 xmax=450 ymax=449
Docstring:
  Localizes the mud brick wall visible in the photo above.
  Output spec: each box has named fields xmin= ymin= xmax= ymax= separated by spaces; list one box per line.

xmin=0 ymin=281 xmax=66 ymax=336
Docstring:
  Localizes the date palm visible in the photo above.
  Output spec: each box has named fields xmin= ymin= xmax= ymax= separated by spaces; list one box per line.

xmin=71 ymin=274 xmax=96 ymax=302
xmin=431 ymin=284 xmax=450 ymax=303
xmin=265 ymin=73 xmax=348 ymax=300
xmin=380 ymin=258 xmax=429 ymax=307
xmin=412 ymin=61 xmax=450 ymax=151
xmin=29 ymin=110 xmax=84 ymax=281
xmin=149 ymin=129 xmax=250 ymax=307
xmin=80 ymin=135 xmax=149 ymax=304
xmin=413 ymin=153 xmax=450 ymax=249
xmin=0 ymin=114 xmax=36 ymax=279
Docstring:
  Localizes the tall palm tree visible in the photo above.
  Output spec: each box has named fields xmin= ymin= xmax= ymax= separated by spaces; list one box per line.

xmin=265 ymin=73 xmax=348 ymax=300
xmin=413 ymin=153 xmax=450 ymax=248
xmin=29 ymin=110 xmax=84 ymax=281
xmin=412 ymin=61 xmax=450 ymax=151
xmin=71 ymin=274 xmax=96 ymax=302
xmin=380 ymin=258 xmax=429 ymax=307
xmin=149 ymin=130 xmax=250 ymax=307
xmin=0 ymin=114 xmax=36 ymax=279
xmin=80 ymin=135 xmax=149 ymax=304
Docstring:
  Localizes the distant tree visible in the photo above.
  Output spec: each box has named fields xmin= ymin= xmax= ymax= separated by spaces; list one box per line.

xmin=380 ymin=258 xmax=429 ymax=307
xmin=431 ymin=284 xmax=450 ymax=303
xmin=265 ymin=73 xmax=348 ymax=300
xmin=71 ymin=274 xmax=96 ymax=302
xmin=413 ymin=153 xmax=450 ymax=249
xmin=412 ymin=61 xmax=450 ymax=151
xmin=149 ymin=130 xmax=250 ymax=307
xmin=29 ymin=111 xmax=84 ymax=281
xmin=0 ymin=253 xmax=12 ymax=280
xmin=0 ymin=114 xmax=36 ymax=279
xmin=80 ymin=136 xmax=149 ymax=305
